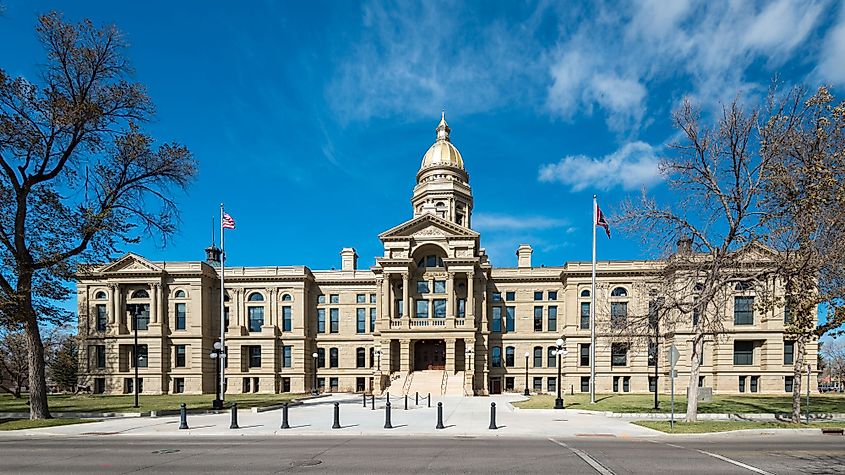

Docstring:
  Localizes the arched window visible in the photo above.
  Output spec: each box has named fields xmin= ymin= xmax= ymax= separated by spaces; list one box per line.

xmin=735 ymin=281 xmax=753 ymax=291
xmin=505 ymin=347 xmax=515 ymax=367
xmin=248 ymin=292 xmax=265 ymax=302
xmin=580 ymin=289 xmax=590 ymax=298
xmin=491 ymin=347 xmax=502 ymax=368
xmin=174 ymin=290 xmax=186 ymax=298
xmin=94 ymin=291 xmax=107 ymax=300
xmin=281 ymin=293 xmax=292 ymax=302
xmin=435 ymin=201 xmax=447 ymax=218
xmin=533 ymin=346 xmax=543 ymax=368
xmin=131 ymin=289 xmax=149 ymax=299
xmin=610 ymin=287 xmax=628 ymax=297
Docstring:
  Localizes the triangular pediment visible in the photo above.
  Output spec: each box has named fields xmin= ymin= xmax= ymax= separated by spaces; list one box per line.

xmin=98 ymin=253 xmax=164 ymax=274
xmin=379 ymin=213 xmax=479 ymax=240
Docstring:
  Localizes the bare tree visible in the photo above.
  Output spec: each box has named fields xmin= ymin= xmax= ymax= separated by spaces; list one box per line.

xmin=0 ymin=13 xmax=196 ymax=419
xmin=757 ymin=86 xmax=845 ymax=422
xmin=619 ymin=97 xmax=772 ymax=422
xmin=821 ymin=339 xmax=845 ymax=391
xmin=0 ymin=327 xmax=28 ymax=398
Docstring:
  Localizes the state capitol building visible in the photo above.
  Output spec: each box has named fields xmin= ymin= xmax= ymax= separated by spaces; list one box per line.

xmin=76 ymin=114 xmax=816 ymax=397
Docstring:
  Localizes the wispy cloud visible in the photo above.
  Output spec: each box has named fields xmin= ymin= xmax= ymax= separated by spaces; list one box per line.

xmin=815 ymin=5 xmax=845 ymax=85
xmin=538 ymin=141 xmax=662 ymax=192
xmin=473 ymin=213 xmax=569 ymax=232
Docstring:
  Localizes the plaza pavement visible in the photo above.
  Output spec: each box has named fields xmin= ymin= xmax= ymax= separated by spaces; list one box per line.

xmin=0 ymin=393 xmax=668 ymax=438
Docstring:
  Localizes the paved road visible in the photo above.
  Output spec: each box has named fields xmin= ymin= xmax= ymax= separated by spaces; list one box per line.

xmin=1 ymin=434 xmax=843 ymax=474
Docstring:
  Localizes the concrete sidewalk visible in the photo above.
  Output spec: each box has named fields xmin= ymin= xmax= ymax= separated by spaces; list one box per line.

xmin=0 ymin=393 xmax=662 ymax=439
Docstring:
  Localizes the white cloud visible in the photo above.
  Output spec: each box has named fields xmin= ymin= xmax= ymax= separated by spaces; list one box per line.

xmin=473 ymin=213 xmax=568 ymax=232
xmin=538 ymin=141 xmax=662 ymax=192
xmin=816 ymin=5 xmax=845 ymax=85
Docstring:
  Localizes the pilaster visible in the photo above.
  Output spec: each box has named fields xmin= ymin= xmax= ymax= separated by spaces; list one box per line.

xmin=445 ymin=338 xmax=456 ymax=373
xmin=399 ymin=338 xmax=412 ymax=373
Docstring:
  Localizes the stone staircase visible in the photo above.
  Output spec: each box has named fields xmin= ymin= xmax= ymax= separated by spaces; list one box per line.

xmin=385 ymin=370 xmax=467 ymax=396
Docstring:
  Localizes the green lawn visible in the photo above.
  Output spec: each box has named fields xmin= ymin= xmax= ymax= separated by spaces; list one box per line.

xmin=0 ymin=393 xmax=303 ymax=414
xmin=633 ymin=420 xmax=845 ymax=434
xmin=512 ymin=393 xmax=845 ymax=414
xmin=0 ymin=418 xmax=98 ymax=431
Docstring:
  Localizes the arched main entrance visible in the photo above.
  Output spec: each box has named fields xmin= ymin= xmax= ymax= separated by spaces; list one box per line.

xmin=414 ymin=339 xmax=446 ymax=370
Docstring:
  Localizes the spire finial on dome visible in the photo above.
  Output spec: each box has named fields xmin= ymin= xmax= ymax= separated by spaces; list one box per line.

xmin=436 ymin=110 xmax=450 ymax=142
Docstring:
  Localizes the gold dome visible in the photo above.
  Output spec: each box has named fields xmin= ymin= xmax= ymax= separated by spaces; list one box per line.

xmin=420 ymin=112 xmax=464 ymax=169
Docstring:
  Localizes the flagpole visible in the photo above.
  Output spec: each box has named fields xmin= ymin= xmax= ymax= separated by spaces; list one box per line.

xmin=219 ymin=203 xmax=226 ymax=404
xmin=590 ymin=195 xmax=597 ymax=404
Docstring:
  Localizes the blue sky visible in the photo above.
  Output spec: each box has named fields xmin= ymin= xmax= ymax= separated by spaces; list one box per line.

xmin=2 ymin=0 xmax=844 ymax=271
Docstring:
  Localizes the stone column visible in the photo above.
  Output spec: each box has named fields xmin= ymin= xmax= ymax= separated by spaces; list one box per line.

xmin=402 ymin=272 xmax=410 ymax=319
xmin=399 ymin=339 xmax=412 ymax=373
xmin=446 ymin=272 xmax=455 ymax=318
xmin=466 ymin=271 xmax=475 ymax=320
xmin=109 ymin=284 xmax=118 ymax=324
xmin=376 ymin=276 xmax=384 ymax=328
xmin=445 ymin=338 xmax=456 ymax=373
xmin=266 ymin=287 xmax=275 ymax=327
xmin=150 ymin=283 xmax=159 ymax=324
xmin=466 ymin=338 xmax=476 ymax=394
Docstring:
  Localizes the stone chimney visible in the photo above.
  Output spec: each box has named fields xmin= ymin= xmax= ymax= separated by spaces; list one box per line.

xmin=516 ymin=244 xmax=533 ymax=268
xmin=340 ymin=248 xmax=358 ymax=271
xmin=677 ymin=237 xmax=693 ymax=255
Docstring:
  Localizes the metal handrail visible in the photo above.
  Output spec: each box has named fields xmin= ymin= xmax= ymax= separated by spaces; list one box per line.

xmin=440 ymin=370 xmax=448 ymax=395
xmin=402 ymin=371 xmax=414 ymax=395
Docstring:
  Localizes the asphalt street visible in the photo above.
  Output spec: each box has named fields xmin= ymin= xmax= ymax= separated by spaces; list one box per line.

xmin=0 ymin=434 xmax=843 ymax=474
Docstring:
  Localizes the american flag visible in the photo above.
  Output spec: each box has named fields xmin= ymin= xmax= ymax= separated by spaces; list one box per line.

xmin=222 ymin=212 xmax=236 ymax=230
xmin=595 ymin=204 xmax=610 ymax=238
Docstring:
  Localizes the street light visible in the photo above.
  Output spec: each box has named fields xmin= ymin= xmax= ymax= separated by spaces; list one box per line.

xmin=312 ymin=352 xmax=319 ymax=396
xmin=466 ymin=347 xmax=475 ymax=395
xmin=524 ymin=351 xmax=531 ymax=396
xmin=210 ymin=341 xmax=224 ymax=409
xmin=554 ymin=337 xmax=567 ymax=409
xmin=375 ymin=349 xmax=382 ymax=372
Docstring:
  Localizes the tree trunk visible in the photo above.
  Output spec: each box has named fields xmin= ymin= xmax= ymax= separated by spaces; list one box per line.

xmin=24 ymin=310 xmax=51 ymax=420
xmin=684 ymin=333 xmax=704 ymax=423
xmin=791 ymin=338 xmax=806 ymax=423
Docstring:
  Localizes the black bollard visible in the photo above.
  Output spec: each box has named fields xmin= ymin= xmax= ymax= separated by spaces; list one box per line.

xmin=363 ymin=393 xmax=367 ymax=407
xmin=489 ymin=402 xmax=498 ymax=430
xmin=416 ymin=391 xmax=419 ymax=405
xmin=230 ymin=402 xmax=240 ymax=429
xmin=280 ymin=403 xmax=290 ymax=429
xmin=384 ymin=401 xmax=393 ymax=429
xmin=332 ymin=402 xmax=341 ymax=429
xmin=404 ymin=394 xmax=408 ymax=410
xmin=428 ymin=393 xmax=431 ymax=408
xmin=371 ymin=393 xmax=375 ymax=410
xmin=436 ymin=402 xmax=445 ymax=430
xmin=179 ymin=403 xmax=189 ymax=430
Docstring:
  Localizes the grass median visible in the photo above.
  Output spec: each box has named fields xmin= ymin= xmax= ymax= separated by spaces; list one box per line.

xmin=0 ymin=418 xmax=99 ymax=431
xmin=633 ymin=420 xmax=845 ymax=434
xmin=512 ymin=393 xmax=845 ymax=414
xmin=0 ymin=393 xmax=304 ymax=415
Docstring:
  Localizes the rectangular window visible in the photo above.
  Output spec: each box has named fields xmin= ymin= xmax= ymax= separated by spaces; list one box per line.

xmin=317 ymin=309 xmax=326 ymax=333
xmin=370 ymin=293 xmax=377 ymax=304
xmin=317 ymin=377 xmax=325 ymax=390
xmin=548 ymin=347 xmax=556 ymax=368
xmin=784 ymin=341 xmax=794 ymax=365
xmin=623 ymin=376 xmax=630 ymax=393
xmin=611 ymin=302 xmax=627 ymax=329
xmin=734 ymin=296 xmax=754 ymax=325
xmin=125 ymin=378 xmax=134 ymax=394
xmin=492 ymin=347 xmax=502 ymax=367
xmin=547 ymin=306 xmax=557 ymax=332
xmin=505 ymin=291 xmax=516 ymax=301
xmin=416 ymin=300 xmax=429 ymax=318
xmin=175 ymin=345 xmax=186 ymax=368
xmin=785 ymin=376 xmax=794 ymax=392
xmin=356 ymin=377 xmax=365 ymax=392
xmin=356 ymin=293 xmax=366 ymax=304
xmin=329 ymin=308 xmax=339 ymax=333
xmin=173 ymin=377 xmax=185 ymax=394
xmin=580 ymin=302 xmax=590 ymax=330
xmin=784 ymin=298 xmax=792 ymax=324
xmin=282 ymin=346 xmax=292 ymax=368
xmin=134 ymin=345 xmax=148 ymax=368
xmin=505 ymin=377 xmax=514 ymax=392
xmin=282 ymin=378 xmax=291 ymax=392
xmin=132 ymin=304 xmax=150 ymax=331
xmin=417 ymin=281 xmax=430 ymax=294
xmin=356 ymin=348 xmax=366 ymax=368
xmin=750 ymin=375 xmax=759 ymax=393
xmin=698 ymin=376 xmax=705 ymax=387
xmin=248 ymin=346 xmax=261 ymax=368
xmin=330 ymin=294 xmax=339 ymax=304
xmin=533 ymin=377 xmax=543 ymax=391
xmin=96 ymin=304 xmax=107 ymax=332
xmin=533 ymin=347 xmax=543 ymax=368
xmin=318 ymin=294 xmax=325 ymax=304
xmin=547 ymin=377 xmax=556 ymax=394
xmin=224 ymin=307 xmax=230 ymax=329
xmin=505 ymin=306 xmax=515 ymax=332
xmin=648 ymin=341 xmax=656 ymax=367
xmin=548 ymin=291 xmax=557 ymax=301
xmin=397 ymin=300 xmax=404 ymax=317
xmin=649 ymin=376 xmax=656 ymax=393
xmin=739 ymin=376 xmax=746 ymax=393
xmin=329 ymin=347 xmax=338 ymax=368
xmin=492 ymin=307 xmax=502 ymax=332
xmin=96 ymin=345 xmax=106 ymax=369
xmin=733 ymin=341 xmax=754 ymax=365
xmin=175 ymin=303 xmax=186 ymax=330
xmin=94 ymin=378 xmax=105 ymax=394
xmin=580 ymin=344 xmax=590 ymax=366
xmin=317 ymin=348 xmax=325 ymax=368
xmin=534 ymin=291 xmax=543 ymax=301
xmin=357 ymin=308 xmax=366 ymax=333
xmin=611 ymin=343 xmax=628 ymax=366
xmin=242 ymin=377 xmax=251 ymax=393
xmin=505 ymin=348 xmax=514 ymax=367
xmin=458 ymin=299 xmax=466 ymax=318
xmin=433 ymin=280 xmax=446 ymax=294
xmin=282 ymin=306 xmax=292 ymax=332
xmin=369 ymin=347 xmax=375 ymax=368
xmin=613 ymin=376 xmax=620 ymax=392
xmin=580 ymin=376 xmax=590 ymax=393
xmin=433 ymin=299 xmax=447 ymax=318
xmin=369 ymin=308 xmax=376 ymax=333
xmin=491 ymin=292 xmax=502 ymax=302
xmin=534 ymin=306 xmax=543 ymax=332
xmin=248 ymin=307 xmax=264 ymax=332
xmin=330 ymin=377 xmax=339 ymax=392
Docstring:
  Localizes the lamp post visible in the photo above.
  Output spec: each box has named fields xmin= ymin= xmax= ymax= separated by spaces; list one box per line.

xmin=523 ymin=352 xmax=530 ymax=396
xmin=131 ymin=305 xmax=140 ymax=408
xmin=210 ymin=341 xmax=224 ymax=409
xmin=466 ymin=347 xmax=474 ymax=394
xmin=554 ymin=338 xmax=567 ymax=409
xmin=376 ymin=349 xmax=382 ymax=372
xmin=312 ymin=352 xmax=319 ymax=396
